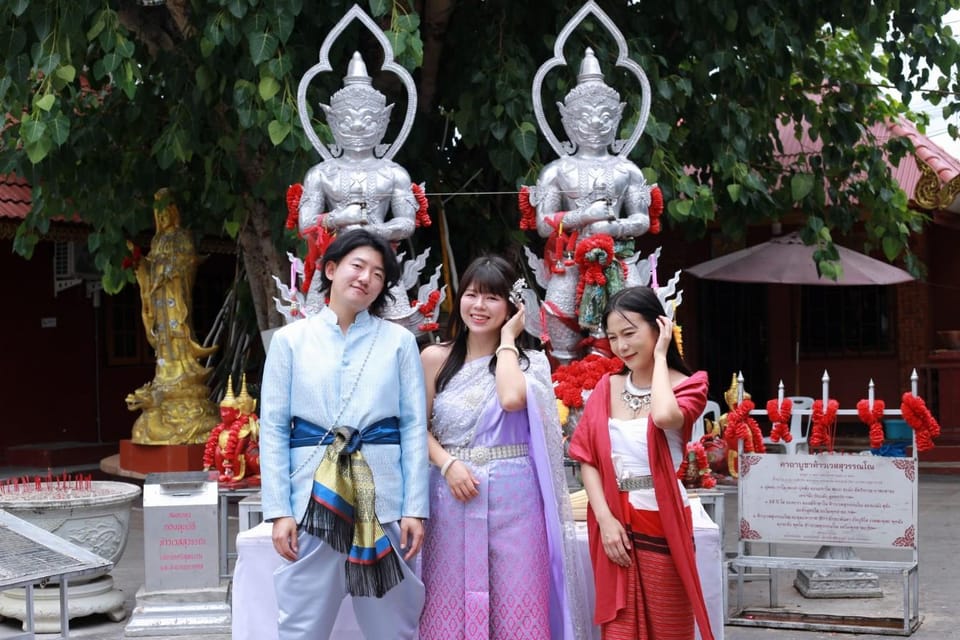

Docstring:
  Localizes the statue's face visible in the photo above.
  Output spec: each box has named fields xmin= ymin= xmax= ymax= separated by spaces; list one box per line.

xmin=563 ymin=100 xmax=621 ymax=148
xmin=329 ymin=105 xmax=387 ymax=151
xmin=219 ymin=406 xmax=239 ymax=423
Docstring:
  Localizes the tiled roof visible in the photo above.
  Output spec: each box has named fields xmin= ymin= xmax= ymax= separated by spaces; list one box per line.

xmin=775 ymin=115 xmax=960 ymax=214
xmin=0 ymin=174 xmax=31 ymax=220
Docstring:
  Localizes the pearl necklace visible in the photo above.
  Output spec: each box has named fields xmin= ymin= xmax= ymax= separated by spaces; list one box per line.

xmin=621 ymin=375 xmax=651 ymax=416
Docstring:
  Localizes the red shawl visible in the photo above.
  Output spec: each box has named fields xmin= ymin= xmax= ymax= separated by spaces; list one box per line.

xmin=568 ymin=371 xmax=713 ymax=640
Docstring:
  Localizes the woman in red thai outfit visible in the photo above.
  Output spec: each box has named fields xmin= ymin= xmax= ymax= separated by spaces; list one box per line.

xmin=568 ymin=286 xmax=714 ymax=640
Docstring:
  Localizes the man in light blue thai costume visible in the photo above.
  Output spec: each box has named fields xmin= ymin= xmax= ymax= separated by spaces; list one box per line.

xmin=260 ymin=229 xmax=428 ymax=640
xmin=418 ymin=256 xmax=591 ymax=640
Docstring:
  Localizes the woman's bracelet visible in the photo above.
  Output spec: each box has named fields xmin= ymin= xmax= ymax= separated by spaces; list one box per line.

xmin=440 ymin=456 xmax=458 ymax=477
xmin=494 ymin=344 xmax=519 ymax=358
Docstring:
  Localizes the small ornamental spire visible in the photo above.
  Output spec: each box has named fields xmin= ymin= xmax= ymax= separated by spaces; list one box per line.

xmin=237 ymin=373 xmax=257 ymax=415
xmin=578 ymin=47 xmax=604 ymax=84
xmin=343 ymin=51 xmax=372 ymax=87
xmin=220 ymin=376 xmax=238 ymax=409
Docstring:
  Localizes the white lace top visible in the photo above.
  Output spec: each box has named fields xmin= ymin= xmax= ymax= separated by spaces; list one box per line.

xmin=609 ymin=416 xmax=688 ymax=511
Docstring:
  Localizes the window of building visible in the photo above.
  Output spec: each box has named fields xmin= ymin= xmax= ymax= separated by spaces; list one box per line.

xmin=799 ymin=286 xmax=893 ymax=356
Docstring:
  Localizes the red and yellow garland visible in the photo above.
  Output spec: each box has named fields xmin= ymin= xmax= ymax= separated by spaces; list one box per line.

xmin=900 ymin=393 xmax=941 ymax=452
xmin=765 ymin=397 xmax=793 ymax=444
xmin=809 ymin=398 xmax=839 ymax=451
xmin=677 ymin=441 xmax=717 ymax=489
xmin=856 ymin=398 xmax=886 ymax=449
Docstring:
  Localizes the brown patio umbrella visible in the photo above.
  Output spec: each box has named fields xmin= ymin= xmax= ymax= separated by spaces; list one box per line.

xmin=685 ymin=231 xmax=914 ymax=392
xmin=685 ymin=232 xmax=914 ymax=286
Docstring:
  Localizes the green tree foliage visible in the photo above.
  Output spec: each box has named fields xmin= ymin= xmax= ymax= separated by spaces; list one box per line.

xmin=2 ymin=0 xmax=959 ymax=328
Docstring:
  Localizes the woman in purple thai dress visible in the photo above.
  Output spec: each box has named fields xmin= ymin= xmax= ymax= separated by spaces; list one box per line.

xmin=419 ymin=256 xmax=589 ymax=640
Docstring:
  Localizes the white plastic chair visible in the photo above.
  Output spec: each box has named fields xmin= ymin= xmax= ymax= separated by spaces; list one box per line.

xmin=691 ymin=400 xmax=722 ymax=443
xmin=763 ymin=396 xmax=814 ymax=454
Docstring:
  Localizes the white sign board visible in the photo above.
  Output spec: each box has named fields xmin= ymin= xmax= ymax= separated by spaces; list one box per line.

xmin=738 ymin=453 xmax=917 ymax=548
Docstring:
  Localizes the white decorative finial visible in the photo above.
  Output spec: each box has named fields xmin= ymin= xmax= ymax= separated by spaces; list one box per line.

xmin=777 ymin=380 xmax=784 ymax=407
xmin=911 ymin=368 xmax=918 ymax=396
xmin=578 ymin=47 xmax=604 ymax=83
xmin=868 ymin=379 xmax=875 ymax=408
xmin=821 ymin=370 xmax=830 ymax=404
xmin=737 ymin=371 xmax=744 ymax=404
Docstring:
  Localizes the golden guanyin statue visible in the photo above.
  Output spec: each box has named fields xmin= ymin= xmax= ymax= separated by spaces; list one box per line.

xmin=125 ymin=188 xmax=219 ymax=444
xmin=203 ymin=375 xmax=261 ymax=486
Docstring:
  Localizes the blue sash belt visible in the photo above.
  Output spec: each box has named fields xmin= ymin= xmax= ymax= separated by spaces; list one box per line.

xmin=291 ymin=416 xmax=400 ymax=452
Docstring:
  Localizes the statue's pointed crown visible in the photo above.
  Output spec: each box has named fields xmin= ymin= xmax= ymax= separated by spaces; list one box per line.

xmin=220 ymin=376 xmax=238 ymax=409
xmin=236 ymin=373 xmax=257 ymax=415
xmin=329 ymin=51 xmax=387 ymax=111
xmin=562 ymin=47 xmax=621 ymax=109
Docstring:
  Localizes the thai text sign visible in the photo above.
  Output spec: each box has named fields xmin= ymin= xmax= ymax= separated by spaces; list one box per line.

xmin=738 ymin=453 xmax=917 ymax=548
xmin=143 ymin=471 xmax=219 ymax=591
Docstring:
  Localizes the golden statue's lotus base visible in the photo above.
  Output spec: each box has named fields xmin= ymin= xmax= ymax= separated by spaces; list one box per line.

xmin=118 ymin=440 xmax=205 ymax=475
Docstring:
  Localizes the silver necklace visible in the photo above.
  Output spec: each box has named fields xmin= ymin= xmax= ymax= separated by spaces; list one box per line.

xmin=621 ymin=374 xmax=651 ymax=415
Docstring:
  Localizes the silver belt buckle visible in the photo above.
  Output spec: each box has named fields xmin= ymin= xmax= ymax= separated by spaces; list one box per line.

xmin=472 ymin=447 xmax=491 ymax=466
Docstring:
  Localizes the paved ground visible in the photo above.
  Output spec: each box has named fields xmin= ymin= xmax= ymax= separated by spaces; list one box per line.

xmin=0 ymin=473 xmax=957 ymax=639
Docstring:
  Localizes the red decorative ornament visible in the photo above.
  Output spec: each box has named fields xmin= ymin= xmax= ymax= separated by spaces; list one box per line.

xmin=724 ymin=399 xmax=765 ymax=455
xmin=551 ymin=354 xmax=622 ymax=408
xmin=417 ymin=322 xmax=440 ymax=332
xmin=518 ymin=186 xmax=537 ymax=230
xmin=411 ymin=183 xmax=431 ymax=227
xmin=649 ymin=185 xmax=663 ymax=234
xmin=856 ymin=398 xmax=886 ymax=449
xmin=285 ymin=183 xmax=303 ymax=230
xmin=414 ymin=289 xmax=442 ymax=317
xmin=900 ymin=393 xmax=941 ymax=452
xmin=299 ymin=223 xmax=335 ymax=294
xmin=574 ymin=233 xmax=617 ymax=306
xmin=809 ymin=399 xmax=839 ymax=451
xmin=766 ymin=397 xmax=794 ymax=443
xmin=677 ymin=441 xmax=717 ymax=489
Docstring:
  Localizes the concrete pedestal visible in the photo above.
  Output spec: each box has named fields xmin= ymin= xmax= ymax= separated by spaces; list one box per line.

xmin=0 ymin=576 xmax=126 ymax=633
xmin=794 ymin=545 xmax=883 ymax=598
xmin=123 ymin=584 xmax=231 ymax=637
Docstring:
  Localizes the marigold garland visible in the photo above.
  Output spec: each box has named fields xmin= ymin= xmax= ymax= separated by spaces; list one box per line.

xmin=901 ymin=393 xmax=941 ymax=452
xmin=809 ymin=399 xmax=839 ymax=451
xmin=649 ymin=185 xmax=663 ymax=234
xmin=574 ymin=233 xmax=624 ymax=306
xmin=677 ymin=441 xmax=717 ymax=489
xmin=518 ymin=186 xmax=536 ymax=230
xmin=765 ymin=398 xmax=793 ymax=443
xmin=411 ymin=183 xmax=431 ymax=227
xmin=285 ymin=183 xmax=303 ymax=230
xmin=551 ymin=354 xmax=622 ymax=408
xmin=723 ymin=398 xmax=766 ymax=456
xmin=856 ymin=398 xmax=886 ymax=449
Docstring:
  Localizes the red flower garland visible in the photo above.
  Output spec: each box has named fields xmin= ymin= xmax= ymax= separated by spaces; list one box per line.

xmin=411 ymin=183 xmax=431 ymax=227
xmin=413 ymin=289 xmax=441 ymax=316
xmin=574 ymin=233 xmax=620 ymax=306
xmin=809 ymin=399 xmax=839 ymax=451
xmin=856 ymin=398 xmax=886 ymax=449
xmin=901 ymin=393 xmax=941 ymax=452
xmin=518 ymin=186 xmax=536 ymax=230
xmin=202 ymin=423 xmax=227 ymax=471
xmin=649 ymin=185 xmax=663 ymax=234
xmin=551 ymin=354 xmax=622 ymax=408
xmin=765 ymin=398 xmax=793 ymax=443
xmin=677 ymin=441 xmax=717 ymax=488
xmin=285 ymin=183 xmax=303 ymax=230
xmin=724 ymin=398 xmax=766 ymax=455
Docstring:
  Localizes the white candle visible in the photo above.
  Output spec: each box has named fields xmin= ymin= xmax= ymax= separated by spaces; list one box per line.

xmin=821 ymin=370 xmax=830 ymax=404
xmin=778 ymin=380 xmax=784 ymax=409
xmin=868 ymin=379 xmax=875 ymax=409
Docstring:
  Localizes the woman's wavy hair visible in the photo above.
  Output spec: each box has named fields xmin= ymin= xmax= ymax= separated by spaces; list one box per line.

xmin=602 ymin=286 xmax=692 ymax=376
xmin=435 ymin=255 xmax=536 ymax=392
xmin=318 ymin=229 xmax=400 ymax=316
